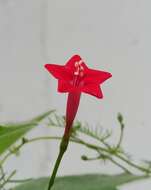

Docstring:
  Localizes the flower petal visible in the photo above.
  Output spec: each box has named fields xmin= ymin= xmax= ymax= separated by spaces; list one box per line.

xmin=65 ymin=55 xmax=81 ymax=68
xmin=82 ymin=84 xmax=103 ymax=98
xmin=84 ymin=69 xmax=112 ymax=85
xmin=65 ymin=55 xmax=88 ymax=71
xmin=45 ymin=64 xmax=72 ymax=80
xmin=58 ymin=80 xmax=72 ymax=93
xmin=44 ymin=56 xmax=112 ymax=99
xmin=58 ymin=80 xmax=83 ymax=94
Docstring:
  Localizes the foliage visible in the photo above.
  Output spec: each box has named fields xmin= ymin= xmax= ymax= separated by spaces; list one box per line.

xmin=0 ymin=111 xmax=150 ymax=190
xmin=0 ymin=110 xmax=54 ymax=155
xmin=13 ymin=173 xmax=147 ymax=190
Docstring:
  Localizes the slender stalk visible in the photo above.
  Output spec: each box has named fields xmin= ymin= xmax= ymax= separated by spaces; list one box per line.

xmin=8 ymin=178 xmax=32 ymax=183
xmin=71 ymin=137 xmax=151 ymax=174
xmin=99 ymin=153 xmax=131 ymax=174
xmin=0 ymin=137 xmax=62 ymax=165
xmin=0 ymin=133 xmax=150 ymax=189
xmin=47 ymin=136 xmax=69 ymax=190
xmin=0 ymin=143 xmax=24 ymax=165
xmin=116 ymin=127 xmax=124 ymax=149
xmin=28 ymin=136 xmax=61 ymax=143
xmin=107 ymin=156 xmax=131 ymax=174
xmin=82 ymin=153 xmax=131 ymax=174
xmin=115 ymin=153 xmax=150 ymax=173
xmin=0 ymin=166 xmax=5 ymax=184
xmin=2 ymin=135 xmax=150 ymax=174
xmin=0 ymin=152 xmax=12 ymax=166
xmin=0 ymin=170 xmax=16 ymax=189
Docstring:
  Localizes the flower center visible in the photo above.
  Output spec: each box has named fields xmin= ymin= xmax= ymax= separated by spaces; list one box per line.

xmin=72 ymin=60 xmax=84 ymax=87
xmin=74 ymin=60 xmax=84 ymax=77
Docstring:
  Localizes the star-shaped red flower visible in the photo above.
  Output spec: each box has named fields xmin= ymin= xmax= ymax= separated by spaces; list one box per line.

xmin=45 ymin=55 xmax=112 ymax=190
xmin=45 ymin=55 xmax=112 ymax=99
xmin=45 ymin=54 xmax=112 ymax=136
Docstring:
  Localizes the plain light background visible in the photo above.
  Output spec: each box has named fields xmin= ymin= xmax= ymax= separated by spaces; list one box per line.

xmin=0 ymin=0 xmax=150 ymax=189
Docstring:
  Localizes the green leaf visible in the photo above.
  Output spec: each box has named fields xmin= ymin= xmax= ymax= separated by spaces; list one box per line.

xmin=0 ymin=110 xmax=54 ymax=155
xmin=13 ymin=173 xmax=148 ymax=190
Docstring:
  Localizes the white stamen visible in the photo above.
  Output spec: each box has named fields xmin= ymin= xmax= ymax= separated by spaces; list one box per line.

xmin=74 ymin=59 xmax=84 ymax=76
xmin=79 ymin=60 xmax=83 ymax=65
xmin=74 ymin=72 xmax=78 ymax=75
xmin=80 ymin=66 xmax=84 ymax=71
xmin=75 ymin=61 xmax=79 ymax=67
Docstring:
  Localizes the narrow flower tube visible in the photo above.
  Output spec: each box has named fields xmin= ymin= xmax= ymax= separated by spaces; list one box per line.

xmin=65 ymin=92 xmax=81 ymax=137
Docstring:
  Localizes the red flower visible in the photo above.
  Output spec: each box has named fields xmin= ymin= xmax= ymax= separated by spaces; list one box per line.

xmin=45 ymin=55 xmax=112 ymax=136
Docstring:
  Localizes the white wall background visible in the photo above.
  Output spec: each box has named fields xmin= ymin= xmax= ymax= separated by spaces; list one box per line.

xmin=0 ymin=0 xmax=150 ymax=189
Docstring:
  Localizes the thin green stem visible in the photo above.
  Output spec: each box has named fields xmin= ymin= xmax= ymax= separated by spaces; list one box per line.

xmin=0 ymin=152 xmax=12 ymax=166
xmin=82 ymin=153 xmax=131 ymax=173
xmin=116 ymin=128 xmax=124 ymax=149
xmin=71 ymin=137 xmax=150 ymax=174
xmin=0 ymin=170 xmax=16 ymax=188
xmin=0 ymin=166 xmax=5 ymax=184
xmin=78 ymin=128 xmax=111 ymax=149
xmin=0 ymin=137 xmax=62 ymax=165
xmin=8 ymin=178 xmax=33 ymax=183
xmin=47 ymin=136 xmax=69 ymax=190
xmin=28 ymin=136 xmax=62 ymax=143
xmin=115 ymin=153 xmax=150 ymax=173
xmin=0 ymin=143 xmax=23 ymax=166
xmin=0 ymin=134 xmax=150 ymax=185
xmin=107 ymin=155 xmax=131 ymax=174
